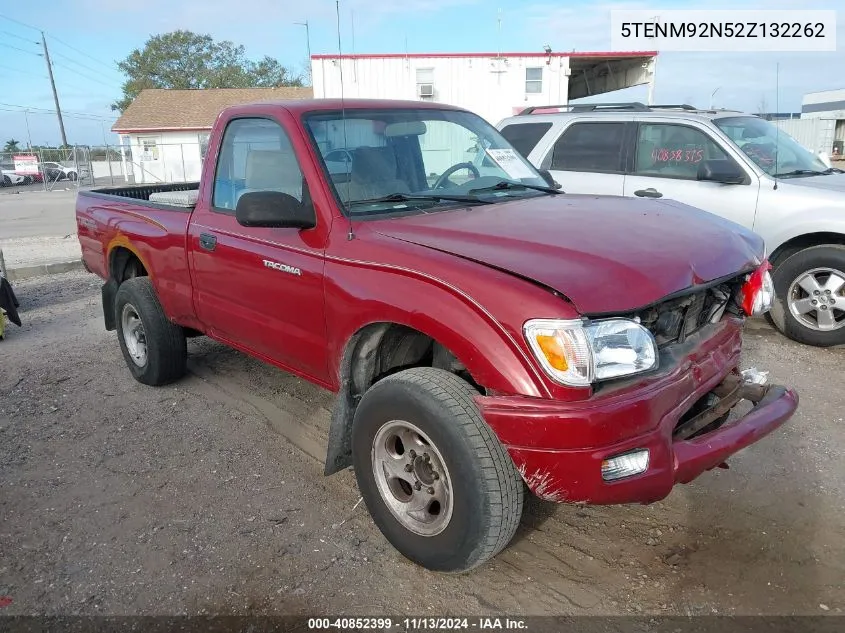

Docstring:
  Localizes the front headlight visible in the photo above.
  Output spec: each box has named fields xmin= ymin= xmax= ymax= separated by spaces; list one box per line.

xmin=524 ymin=318 xmax=658 ymax=387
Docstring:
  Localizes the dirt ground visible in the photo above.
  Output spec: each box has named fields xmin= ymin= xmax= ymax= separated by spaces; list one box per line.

xmin=0 ymin=271 xmax=842 ymax=617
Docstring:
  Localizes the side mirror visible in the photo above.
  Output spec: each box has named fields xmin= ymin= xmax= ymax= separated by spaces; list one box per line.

xmin=537 ymin=168 xmax=562 ymax=190
xmin=235 ymin=191 xmax=316 ymax=229
xmin=697 ymin=159 xmax=745 ymax=185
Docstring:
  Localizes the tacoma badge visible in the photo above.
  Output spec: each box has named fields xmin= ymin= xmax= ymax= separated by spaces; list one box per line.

xmin=263 ymin=259 xmax=301 ymax=276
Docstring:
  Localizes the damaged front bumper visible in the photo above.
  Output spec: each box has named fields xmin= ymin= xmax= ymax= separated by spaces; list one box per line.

xmin=475 ymin=318 xmax=798 ymax=504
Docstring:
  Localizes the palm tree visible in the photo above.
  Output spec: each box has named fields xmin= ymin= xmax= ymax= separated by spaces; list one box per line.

xmin=4 ymin=139 xmax=21 ymax=153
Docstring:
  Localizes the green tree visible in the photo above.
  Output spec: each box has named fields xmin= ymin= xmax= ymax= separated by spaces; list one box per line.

xmin=112 ymin=30 xmax=304 ymax=112
xmin=4 ymin=139 xmax=21 ymax=153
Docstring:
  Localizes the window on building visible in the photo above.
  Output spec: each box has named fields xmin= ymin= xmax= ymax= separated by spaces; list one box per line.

xmin=212 ymin=117 xmax=304 ymax=212
xmin=549 ymin=122 xmax=626 ymax=172
xmin=416 ymin=68 xmax=435 ymax=99
xmin=634 ymin=123 xmax=730 ymax=180
xmin=499 ymin=122 xmax=553 ymax=159
xmin=139 ymin=137 xmax=159 ymax=161
xmin=525 ymin=68 xmax=543 ymax=94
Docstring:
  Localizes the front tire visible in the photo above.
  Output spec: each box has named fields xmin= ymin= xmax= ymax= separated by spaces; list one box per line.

xmin=769 ymin=245 xmax=845 ymax=347
xmin=114 ymin=277 xmax=187 ymax=385
xmin=351 ymin=367 xmax=523 ymax=573
xmin=67 ymin=171 xmax=78 ymax=182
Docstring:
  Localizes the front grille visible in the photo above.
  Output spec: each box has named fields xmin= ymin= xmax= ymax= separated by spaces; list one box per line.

xmin=629 ymin=275 xmax=745 ymax=347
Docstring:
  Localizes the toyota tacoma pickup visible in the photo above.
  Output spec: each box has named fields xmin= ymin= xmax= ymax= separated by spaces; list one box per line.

xmin=76 ymin=98 xmax=798 ymax=573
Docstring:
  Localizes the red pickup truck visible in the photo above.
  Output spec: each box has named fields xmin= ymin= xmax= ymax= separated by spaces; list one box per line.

xmin=77 ymin=98 xmax=798 ymax=572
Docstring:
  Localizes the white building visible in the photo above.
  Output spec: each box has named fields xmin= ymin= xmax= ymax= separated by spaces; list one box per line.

xmin=311 ymin=51 xmax=658 ymax=125
xmin=801 ymin=89 xmax=845 ymax=156
xmin=112 ymin=87 xmax=313 ymax=184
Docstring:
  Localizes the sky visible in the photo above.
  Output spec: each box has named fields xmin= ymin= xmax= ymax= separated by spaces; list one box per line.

xmin=0 ymin=0 xmax=842 ymax=147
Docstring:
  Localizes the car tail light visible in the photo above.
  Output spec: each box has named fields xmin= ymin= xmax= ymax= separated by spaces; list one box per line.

xmin=740 ymin=261 xmax=774 ymax=316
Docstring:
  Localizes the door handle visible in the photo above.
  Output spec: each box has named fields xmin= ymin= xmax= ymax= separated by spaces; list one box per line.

xmin=634 ymin=188 xmax=663 ymax=199
xmin=199 ymin=233 xmax=217 ymax=251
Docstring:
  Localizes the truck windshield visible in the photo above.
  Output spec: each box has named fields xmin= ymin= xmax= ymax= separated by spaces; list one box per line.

xmin=714 ymin=116 xmax=829 ymax=177
xmin=303 ymin=108 xmax=549 ymax=215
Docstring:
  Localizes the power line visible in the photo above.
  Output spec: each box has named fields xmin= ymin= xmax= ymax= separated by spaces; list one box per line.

xmin=0 ymin=107 xmax=112 ymax=122
xmin=0 ymin=63 xmax=46 ymax=78
xmin=0 ymin=41 xmax=42 ymax=56
xmin=0 ymin=13 xmax=40 ymax=32
xmin=50 ymin=61 xmax=119 ymax=89
xmin=0 ymin=104 xmax=116 ymax=122
xmin=48 ymin=34 xmax=122 ymax=75
xmin=50 ymin=49 xmax=123 ymax=81
xmin=0 ymin=101 xmax=114 ymax=117
xmin=1 ymin=13 xmax=124 ymax=76
xmin=1 ymin=30 xmax=39 ymax=45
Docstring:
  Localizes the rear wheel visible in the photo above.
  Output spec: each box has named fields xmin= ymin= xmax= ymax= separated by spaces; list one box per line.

xmin=351 ymin=367 xmax=523 ymax=573
xmin=114 ymin=277 xmax=187 ymax=385
xmin=769 ymin=245 xmax=845 ymax=347
xmin=2 ymin=175 xmax=10 ymax=187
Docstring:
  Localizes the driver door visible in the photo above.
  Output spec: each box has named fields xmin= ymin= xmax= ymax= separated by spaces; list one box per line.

xmin=622 ymin=122 xmax=760 ymax=230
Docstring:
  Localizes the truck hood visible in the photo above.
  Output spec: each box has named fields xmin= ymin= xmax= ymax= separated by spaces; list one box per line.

xmin=373 ymin=194 xmax=763 ymax=314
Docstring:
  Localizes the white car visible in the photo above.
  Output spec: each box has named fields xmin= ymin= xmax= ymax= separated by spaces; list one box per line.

xmin=39 ymin=161 xmax=88 ymax=182
xmin=1 ymin=170 xmax=27 ymax=186
xmin=497 ymin=103 xmax=845 ymax=347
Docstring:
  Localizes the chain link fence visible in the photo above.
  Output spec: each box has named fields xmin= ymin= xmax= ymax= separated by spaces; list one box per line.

xmin=1 ymin=145 xmax=144 ymax=191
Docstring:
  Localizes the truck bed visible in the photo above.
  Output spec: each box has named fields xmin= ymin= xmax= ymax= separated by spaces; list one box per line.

xmin=85 ymin=182 xmax=200 ymax=208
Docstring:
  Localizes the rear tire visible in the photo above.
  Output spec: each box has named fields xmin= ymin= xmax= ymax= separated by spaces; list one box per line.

xmin=351 ymin=367 xmax=523 ymax=573
xmin=769 ymin=245 xmax=845 ymax=347
xmin=114 ymin=277 xmax=187 ymax=385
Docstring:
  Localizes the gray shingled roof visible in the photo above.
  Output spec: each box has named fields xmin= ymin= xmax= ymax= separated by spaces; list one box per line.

xmin=112 ymin=87 xmax=313 ymax=132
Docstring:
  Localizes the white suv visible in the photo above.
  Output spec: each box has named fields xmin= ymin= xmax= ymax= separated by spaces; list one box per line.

xmin=497 ymin=103 xmax=845 ymax=347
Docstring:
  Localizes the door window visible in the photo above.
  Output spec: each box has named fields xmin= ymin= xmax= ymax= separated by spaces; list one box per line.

xmin=634 ymin=123 xmax=730 ymax=179
xmin=212 ymin=118 xmax=304 ymax=212
xmin=548 ymin=122 xmax=626 ymax=173
xmin=499 ymin=122 xmax=552 ymax=159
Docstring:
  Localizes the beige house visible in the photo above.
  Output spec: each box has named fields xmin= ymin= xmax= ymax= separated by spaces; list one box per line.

xmin=112 ymin=87 xmax=313 ymax=183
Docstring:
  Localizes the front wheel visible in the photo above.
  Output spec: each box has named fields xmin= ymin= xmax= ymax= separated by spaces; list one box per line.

xmin=351 ymin=367 xmax=523 ymax=573
xmin=114 ymin=277 xmax=187 ymax=385
xmin=769 ymin=245 xmax=845 ymax=347
xmin=67 ymin=171 xmax=78 ymax=181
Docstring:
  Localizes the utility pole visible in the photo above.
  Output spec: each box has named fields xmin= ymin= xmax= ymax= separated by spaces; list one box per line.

xmin=23 ymin=110 xmax=33 ymax=151
xmin=294 ymin=20 xmax=311 ymax=64
xmin=41 ymin=32 xmax=67 ymax=147
xmin=294 ymin=20 xmax=312 ymax=85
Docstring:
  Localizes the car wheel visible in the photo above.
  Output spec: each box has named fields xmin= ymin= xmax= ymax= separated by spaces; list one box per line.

xmin=2 ymin=176 xmax=10 ymax=187
xmin=67 ymin=171 xmax=78 ymax=181
xmin=769 ymin=245 xmax=845 ymax=347
xmin=114 ymin=277 xmax=187 ymax=385
xmin=351 ymin=367 xmax=524 ymax=573
xmin=22 ymin=176 xmax=32 ymax=185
